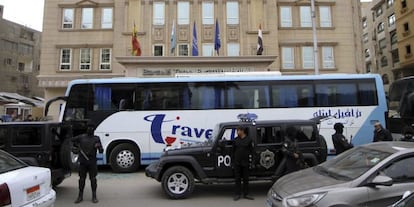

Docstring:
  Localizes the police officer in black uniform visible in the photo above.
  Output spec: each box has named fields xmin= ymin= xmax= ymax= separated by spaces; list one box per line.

xmin=282 ymin=126 xmax=303 ymax=174
xmin=332 ymin=123 xmax=353 ymax=155
xmin=72 ymin=123 xmax=103 ymax=204
xmin=232 ymin=126 xmax=254 ymax=201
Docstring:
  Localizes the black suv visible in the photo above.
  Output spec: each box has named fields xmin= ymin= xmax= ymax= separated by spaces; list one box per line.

xmin=0 ymin=121 xmax=73 ymax=186
xmin=145 ymin=119 xmax=327 ymax=199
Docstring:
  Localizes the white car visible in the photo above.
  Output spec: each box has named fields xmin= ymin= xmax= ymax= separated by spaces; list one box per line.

xmin=0 ymin=150 xmax=55 ymax=207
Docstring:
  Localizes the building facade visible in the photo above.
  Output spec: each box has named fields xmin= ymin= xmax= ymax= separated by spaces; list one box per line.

xmin=39 ymin=0 xmax=363 ymax=119
xmin=361 ymin=0 xmax=414 ymax=90
xmin=394 ymin=0 xmax=414 ymax=78
xmin=0 ymin=5 xmax=43 ymax=98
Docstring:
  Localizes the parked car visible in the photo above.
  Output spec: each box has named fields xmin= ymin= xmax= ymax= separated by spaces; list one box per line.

xmin=266 ymin=141 xmax=414 ymax=207
xmin=0 ymin=149 xmax=55 ymax=207
xmin=391 ymin=191 xmax=414 ymax=207
xmin=146 ymin=117 xmax=327 ymax=199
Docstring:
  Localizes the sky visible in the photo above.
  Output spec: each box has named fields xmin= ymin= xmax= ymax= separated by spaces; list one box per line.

xmin=0 ymin=0 xmax=44 ymax=31
xmin=0 ymin=0 xmax=372 ymax=32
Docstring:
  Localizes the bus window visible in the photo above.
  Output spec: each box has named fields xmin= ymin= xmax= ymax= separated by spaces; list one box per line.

xmin=93 ymin=84 xmax=136 ymax=111
xmin=358 ymin=82 xmax=378 ymax=106
xmin=272 ymin=84 xmax=313 ymax=108
xmin=316 ymin=83 xmax=357 ymax=106
xmin=189 ymin=83 xmax=225 ymax=109
xmin=227 ymin=82 xmax=270 ymax=109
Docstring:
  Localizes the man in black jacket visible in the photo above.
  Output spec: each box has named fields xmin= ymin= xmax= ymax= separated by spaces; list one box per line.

xmin=372 ymin=122 xmax=393 ymax=142
xmin=232 ymin=126 xmax=254 ymax=201
xmin=332 ymin=123 xmax=353 ymax=155
xmin=72 ymin=123 xmax=104 ymax=204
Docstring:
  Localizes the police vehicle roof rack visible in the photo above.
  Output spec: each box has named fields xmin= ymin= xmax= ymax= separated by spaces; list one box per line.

xmin=237 ymin=113 xmax=258 ymax=125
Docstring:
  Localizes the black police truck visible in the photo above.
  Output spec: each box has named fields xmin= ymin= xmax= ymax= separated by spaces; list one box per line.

xmin=145 ymin=115 xmax=327 ymax=199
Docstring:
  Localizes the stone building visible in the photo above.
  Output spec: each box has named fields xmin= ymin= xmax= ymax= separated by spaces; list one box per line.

xmin=39 ymin=0 xmax=363 ymax=120
xmin=361 ymin=0 xmax=414 ymax=90
xmin=0 ymin=5 xmax=43 ymax=98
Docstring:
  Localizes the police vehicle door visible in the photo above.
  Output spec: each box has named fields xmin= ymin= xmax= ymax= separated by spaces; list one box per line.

xmin=215 ymin=127 xmax=237 ymax=177
xmin=251 ymin=125 xmax=283 ymax=177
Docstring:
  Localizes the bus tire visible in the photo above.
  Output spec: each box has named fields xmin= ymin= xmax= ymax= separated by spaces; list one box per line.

xmin=60 ymin=138 xmax=79 ymax=171
xmin=318 ymin=135 xmax=328 ymax=162
xmin=161 ymin=166 xmax=195 ymax=199
xmin=109 ymin=143 xmax=140 ymax=173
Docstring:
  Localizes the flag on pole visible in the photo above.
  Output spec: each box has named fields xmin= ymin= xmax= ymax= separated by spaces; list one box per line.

xmin=214 ymin=19 xmax=221 ymax=56
xmin=257 ymin=24 xmax=263 ymax=55
xmin=171 ymin=20 xmax=177 ymax=55
xmin=192 ymin=21 xmax=199 ymax=56
xmin=131 ymin=23 xmax=141 ymax=56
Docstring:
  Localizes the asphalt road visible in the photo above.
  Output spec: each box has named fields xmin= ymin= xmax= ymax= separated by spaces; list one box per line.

xmin=54 ymin=167 xmax=273 ymax=207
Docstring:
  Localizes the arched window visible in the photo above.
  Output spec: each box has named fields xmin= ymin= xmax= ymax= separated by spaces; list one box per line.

xmin=365 ymin=49 xmax=370 ymax=57
xmin=377 ymin=22 xmax=385 ymax=33
xmin=382 ymin=74 xmax=389 ymax=84
xmin=381 ymin=56 xmax=388 ymax=67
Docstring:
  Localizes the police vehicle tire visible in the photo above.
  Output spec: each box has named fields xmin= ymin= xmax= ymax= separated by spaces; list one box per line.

xmin=161 ymin=166 xmax=195 ymax=199
xmin=109 ymin=143 xmax=140 ymax=173
xmin=318 ymin=135 xmax=328 ymax=162
xmin=60 ymin=138 xmax=79 ymax=171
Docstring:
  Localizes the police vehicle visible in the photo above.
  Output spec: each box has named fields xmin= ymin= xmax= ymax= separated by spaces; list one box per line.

xmin=145 ymin=114 xmax=327 ymax=199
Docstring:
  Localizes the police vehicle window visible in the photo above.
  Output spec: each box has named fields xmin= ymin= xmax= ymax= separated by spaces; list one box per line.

xmin=296 ymin=125 xmax=316 ymax=142
xmin=11 ymin=127 xmax=42 ymax=146
xmin=257 ymin=126 xmax=282 ymax=144
xmin=382 ymin=157 xmax=414 ymax=182
xmin=0 ymin=128 xmax=7 ymax=148
xmin=221 ymin=128 xmax=237 ymax=141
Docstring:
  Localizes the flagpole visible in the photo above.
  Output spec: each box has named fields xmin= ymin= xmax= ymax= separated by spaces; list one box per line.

xmin=311 ymin=0 xmax=319 ymax=75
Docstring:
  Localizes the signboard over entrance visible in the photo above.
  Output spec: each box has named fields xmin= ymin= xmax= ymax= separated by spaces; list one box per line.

xmin=142 ymin=67 xmax=254 ymax=76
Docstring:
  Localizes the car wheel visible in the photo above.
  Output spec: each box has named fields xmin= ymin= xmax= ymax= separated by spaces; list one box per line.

xmin=60 ymin=138 xmax=79 ymax=171
xmin=52 ymin=176 xmax=64 ymax=187
xmin=161 ymin=166 xmax=195 ymax=199
xmin=109 ymin=143 xmax=140 ymax=173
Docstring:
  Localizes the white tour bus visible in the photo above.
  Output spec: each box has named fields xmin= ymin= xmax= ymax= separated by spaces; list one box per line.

xmin=58 ymin=73 xmax=387 ymax=172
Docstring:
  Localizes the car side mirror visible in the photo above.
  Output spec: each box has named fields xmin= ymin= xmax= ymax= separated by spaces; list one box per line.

xmin=368 ymin=175 xmax=393 ymax=187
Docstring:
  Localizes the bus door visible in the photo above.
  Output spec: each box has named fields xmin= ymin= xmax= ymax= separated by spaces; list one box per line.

xmin=214 ymin=127 xmax=237 ymax=178
xmin=252 ymin=125 xmax=284 ymax=177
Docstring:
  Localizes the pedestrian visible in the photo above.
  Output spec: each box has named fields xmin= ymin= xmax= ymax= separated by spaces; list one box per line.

xmin=232 ymin=126 xmax=254 ymax=201
xmin=282 ymin=126 xmax=304 ymax=174
xmin=332 ymin=123 xmax=353 ymax=155
xmin=401 ymin=126 xmax=414 ymax=142
xmin=24 ymin=114 xmax=33 ymax=121
xmin=372 ymin=122 xmax=393 ymax=142
xmin=72 ymin=122 xmax=104 ymax=204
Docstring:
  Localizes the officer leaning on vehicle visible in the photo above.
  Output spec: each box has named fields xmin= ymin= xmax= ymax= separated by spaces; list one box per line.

xmin=281 ymin=126 xmax=306 ymax=174
xmin=71 ymin=122 xmax=104 ymax=204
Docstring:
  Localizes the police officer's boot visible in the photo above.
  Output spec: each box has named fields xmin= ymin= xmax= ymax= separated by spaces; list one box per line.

xmin=91 ymin=178 xmax=98 ymax=203
xmin=75 ymin=179 xmax=85 ymax=204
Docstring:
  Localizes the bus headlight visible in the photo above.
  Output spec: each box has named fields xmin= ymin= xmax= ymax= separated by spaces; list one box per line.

xmin=285 ymin=192 xmax=326 ymax=207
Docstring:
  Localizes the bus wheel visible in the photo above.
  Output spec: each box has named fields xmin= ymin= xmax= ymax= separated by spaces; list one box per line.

xmin=109 ymin=143 xmax=140 ymax=173
xmin=161 ymin=166 xmax=195 ymax=199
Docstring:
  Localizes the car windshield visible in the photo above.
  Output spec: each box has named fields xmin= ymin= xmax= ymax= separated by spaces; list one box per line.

xmin=0 ymin=151 xmax=27 ymax=174
xmin=316 ymin=147 xmax=392 ymax=181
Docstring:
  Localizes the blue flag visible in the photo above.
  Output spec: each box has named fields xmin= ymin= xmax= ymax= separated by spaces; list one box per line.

xmin=214 ymin=19 xmax=221 ymax=56
xmin=171 ymin=20 xmax=176 ymax=54
xmin=192 ymin=21 xmax=199 ymax=56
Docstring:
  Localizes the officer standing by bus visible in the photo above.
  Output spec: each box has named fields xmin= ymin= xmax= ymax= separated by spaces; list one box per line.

xmin=332 ymin=123 xmax=353 ymax=155
xmin=232 ymin=126 xmax=254 ymax=201
xmin=72 ymin=122 xmax=103 ymax=204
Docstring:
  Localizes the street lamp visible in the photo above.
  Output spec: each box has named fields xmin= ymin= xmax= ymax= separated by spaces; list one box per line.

xmin=311 ymin=0 xmax=319 ymax=75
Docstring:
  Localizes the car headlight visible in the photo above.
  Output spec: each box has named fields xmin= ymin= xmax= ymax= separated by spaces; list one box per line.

xmin=270 ymin=188 xmax=282 ymax=201
xmin=285 ymin=192 xmax=326 ymax=207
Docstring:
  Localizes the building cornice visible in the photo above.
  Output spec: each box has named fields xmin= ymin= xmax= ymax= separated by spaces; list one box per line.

xmin=116 ymin=56 xmax=277 ymax=66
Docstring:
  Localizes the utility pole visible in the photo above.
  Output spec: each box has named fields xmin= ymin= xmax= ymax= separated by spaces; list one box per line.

xmin=311 ymin=0 xmax=319 ymax=75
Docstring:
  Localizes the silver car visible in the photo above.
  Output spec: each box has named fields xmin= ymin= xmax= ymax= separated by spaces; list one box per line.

xmin=266 ymin=142 xmax=414 ymax=207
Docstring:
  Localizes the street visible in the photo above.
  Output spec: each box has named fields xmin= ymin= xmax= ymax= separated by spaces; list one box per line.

xmin=54 ymin=167 xmax=272 ymax=207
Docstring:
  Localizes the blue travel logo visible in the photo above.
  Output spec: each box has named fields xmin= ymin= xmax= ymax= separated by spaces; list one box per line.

xmin=144 ymin=114 xmax=213 ymax=145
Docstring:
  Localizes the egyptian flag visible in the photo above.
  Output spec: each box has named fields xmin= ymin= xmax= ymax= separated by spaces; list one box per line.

xmin=257 ymin=24 xmax=263 ymax=55
xmin=132 ymin=23 xmax=142 ymax=56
